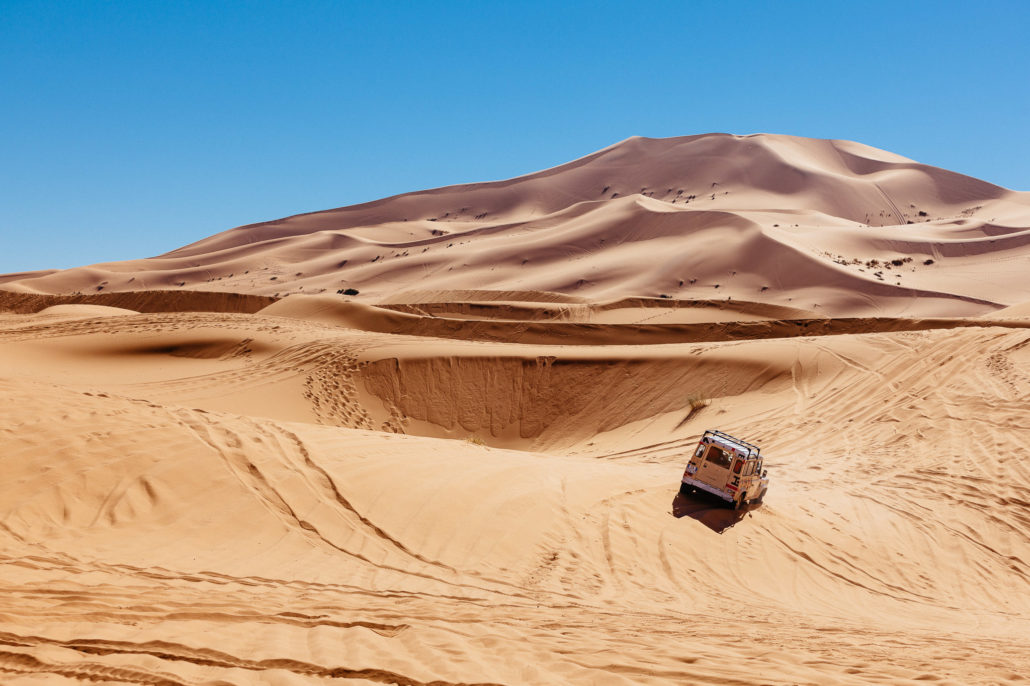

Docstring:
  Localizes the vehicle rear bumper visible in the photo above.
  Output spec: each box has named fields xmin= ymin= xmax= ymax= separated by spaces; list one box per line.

xmin=681 ymin=476 xmax=734 ymax=502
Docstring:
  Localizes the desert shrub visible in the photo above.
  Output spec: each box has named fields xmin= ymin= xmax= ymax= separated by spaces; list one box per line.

xmin=683 ymin=392 xmax=710 ymax=422
xmin=924 ymin=259 xmax=935 ymax=265
xmin=337 ymin=288 xmax=359 ymax=296
xmin=465 ymin=435 xmax=485 ymax=446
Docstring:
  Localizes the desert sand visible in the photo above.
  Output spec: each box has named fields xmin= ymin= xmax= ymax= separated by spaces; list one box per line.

xmin=1 ymin=134 xmax=1029 ymax=684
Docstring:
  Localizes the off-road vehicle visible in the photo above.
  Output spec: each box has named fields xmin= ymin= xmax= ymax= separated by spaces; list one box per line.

xmin=680 ymin=429 xmax=768 ymax=509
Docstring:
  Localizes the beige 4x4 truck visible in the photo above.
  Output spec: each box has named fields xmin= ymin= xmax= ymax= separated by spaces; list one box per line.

xmin=680 ymin=429 xmax=769 ymax=509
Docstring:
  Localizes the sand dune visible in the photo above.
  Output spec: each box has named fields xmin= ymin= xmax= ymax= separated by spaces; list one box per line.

xmin=2 ymin=299 xmax=1030 ymax=683
xmin=2 ymin=134 xmax=1029 ymax=683
xmin=3 ymin=133 xmax=1029 ymax=317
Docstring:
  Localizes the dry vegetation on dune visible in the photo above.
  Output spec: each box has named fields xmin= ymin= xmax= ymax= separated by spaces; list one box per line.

xmin=2 ymin=134 xmax=1030 ymax=684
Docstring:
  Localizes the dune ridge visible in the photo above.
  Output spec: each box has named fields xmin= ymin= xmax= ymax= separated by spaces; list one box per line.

xmin=0 ymin=289 xmax=276 ymax=314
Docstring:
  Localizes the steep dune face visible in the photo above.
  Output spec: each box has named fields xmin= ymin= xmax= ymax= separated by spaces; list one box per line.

xmin=4 ymin=133 xmax=1028 ymax=316
xmin=358 ymin=349 xmax=792 ymax=450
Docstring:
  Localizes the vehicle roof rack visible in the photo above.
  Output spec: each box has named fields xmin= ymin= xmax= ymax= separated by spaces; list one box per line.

xmin=703 ymin=429 xmax=761 ymax=455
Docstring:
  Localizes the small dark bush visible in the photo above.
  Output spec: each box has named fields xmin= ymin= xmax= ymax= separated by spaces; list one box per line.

xmin=924 ymin=259 xmax=934 ymax=265
xmin=342 ymin=288 xmax=359 ymax=296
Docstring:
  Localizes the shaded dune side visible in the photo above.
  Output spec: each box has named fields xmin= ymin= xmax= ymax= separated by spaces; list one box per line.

xmin=359 ymin=353 xmax=791 ymax=449
xmin=259 ymin=296 xmax=1029 ymax=345
xmin=0 ymin=289 xmax=276 ymax=315
xmin=379 ymin=297 xmax=818 ymax=322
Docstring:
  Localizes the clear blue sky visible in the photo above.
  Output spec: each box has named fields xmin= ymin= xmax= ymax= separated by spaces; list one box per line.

xmin=2 ymin=1 xmax=1028 ymax=274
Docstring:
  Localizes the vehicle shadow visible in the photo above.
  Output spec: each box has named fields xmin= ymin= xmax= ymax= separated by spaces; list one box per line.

xmin=671 ymin=490 xmax=761 ymax=534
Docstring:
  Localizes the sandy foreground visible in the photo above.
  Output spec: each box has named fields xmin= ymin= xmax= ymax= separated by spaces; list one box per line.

xmin=0 ymin=295 xmax=1028 ymax=685
xmin=2 ymin=134 xmax=1030 ymax=684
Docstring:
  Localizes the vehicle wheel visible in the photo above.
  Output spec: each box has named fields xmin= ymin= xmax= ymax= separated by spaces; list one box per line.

xmin=678 ymin=482 xmax=689 ymax=496
xmin=734 ymin=492 xmax=747 ymax=510
xmin=754 ymin=487 xmax=767 ymax=503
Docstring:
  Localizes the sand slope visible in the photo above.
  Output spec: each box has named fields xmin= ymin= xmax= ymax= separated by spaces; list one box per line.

xmin=1 ymin=301 xmax=1029 ymax=684
xmin=3 ymin=133 xmax=1029 ymax=317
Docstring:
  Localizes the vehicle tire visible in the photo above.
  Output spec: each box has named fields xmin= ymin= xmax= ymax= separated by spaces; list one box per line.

xmin=734 ymin=492 xmax=747 ymax=510
xmin=754 ymin=487 xmax=767 ymax=503
xmin=678 ymin=482 xmax=689 ymax=496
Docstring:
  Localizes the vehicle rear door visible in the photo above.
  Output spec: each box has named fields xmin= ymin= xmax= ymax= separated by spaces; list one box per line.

xmin=696 ymin=444 xmax=732 ymax=488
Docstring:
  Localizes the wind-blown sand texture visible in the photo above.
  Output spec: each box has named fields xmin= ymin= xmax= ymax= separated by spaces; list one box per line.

xmin=2 ymin=134 xmax=1030 ymax=684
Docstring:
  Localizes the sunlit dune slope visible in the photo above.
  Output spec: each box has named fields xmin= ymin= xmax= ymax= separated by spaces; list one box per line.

xmin=4 ymin=133 xmax=1029 ymax=316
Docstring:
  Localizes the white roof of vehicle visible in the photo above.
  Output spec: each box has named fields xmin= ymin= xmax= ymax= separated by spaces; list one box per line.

xmin=710 ymin=436 xmax=752 ymax=455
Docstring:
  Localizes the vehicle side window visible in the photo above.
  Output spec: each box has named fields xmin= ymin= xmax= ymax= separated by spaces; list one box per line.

xmin=744 ymin=461 xmax=755 ymax=476
xmin=694 ymin=445 xmax=705 ymax=458
xmin=756 ymin=460 xmax=763 ymax=474
xmin=705 ymin=446 xmax=731 ymax=468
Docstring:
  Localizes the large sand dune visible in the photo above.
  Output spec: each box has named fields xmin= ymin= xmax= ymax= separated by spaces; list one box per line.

xmin=4 ymin=134 xmax=1030 ymax=317
xmin=2 ymin=134 xmax=1030 ymax=683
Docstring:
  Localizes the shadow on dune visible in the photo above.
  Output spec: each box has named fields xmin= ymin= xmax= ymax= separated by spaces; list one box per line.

xmin=671 ymin=490 xmax=760 ymax=534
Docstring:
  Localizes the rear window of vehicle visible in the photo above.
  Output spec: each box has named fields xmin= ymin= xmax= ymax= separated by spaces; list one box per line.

xmin=705 ymin=446 xmax=731 ymax=468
